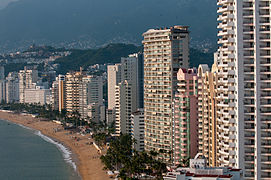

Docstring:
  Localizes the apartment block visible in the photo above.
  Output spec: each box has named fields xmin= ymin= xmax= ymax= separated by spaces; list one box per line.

xmin=173 ymin=68 xmax=198 ymax=165
xmin=217 ymin=0 xmax=271 ymax=179
xmin=197 ymin=62 xmax=218 ymax=167
xmin=143 ymin=26 xmax=189 ymax=160
xmin=110 ymin=53 xmax=143 ymax=135
xmin=51 ymin=75 xmax=65 ymax=111
xmin=24 ymin=86 xmax=50 ymax=105
xmin=107 ymin=64 xmax=121 ymax=110
xmin=5 ymin=72 xmax=19 ymax=103
xmin=131 ymin=109 xmax=144 ymax=152
xmin=79 ymin=75 xmax=103 ymax=120
xmin=115 ymin=81 xmax=133 ymax=134
xmin=18 ymin=67 xmax=38 ymax=103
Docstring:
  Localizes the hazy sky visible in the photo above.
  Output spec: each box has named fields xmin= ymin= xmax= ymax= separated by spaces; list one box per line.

xmin=0 ymin=0 xmax=18 ymax=9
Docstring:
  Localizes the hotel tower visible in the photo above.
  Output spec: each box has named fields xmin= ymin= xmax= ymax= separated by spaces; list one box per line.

xmin=217 ymin=0 xmax=271 ymax=179
xmin=143 ymin=26 xmax=189 ymax=160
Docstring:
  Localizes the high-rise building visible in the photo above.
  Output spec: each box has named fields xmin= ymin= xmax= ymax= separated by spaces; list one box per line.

xmin=173 ymin=68 xmax=198 ymax=165
xmin=0 ymin=66 xmax=5 ymax=80
xmin=110 ymin=54 xmax=142 ymax=135
xmin=131 ymin=109 xmax=144 ymax=152
xmin=65 ymin=71 xmax=83 ymax=114
xmin=52 ymin=75 xmax=66 ymax=111
xmin=0 ymin=80 xmax=6 ymax=102
xmin=115 ymin=81 xmax=133 ymax=134
xmin=217 ymin=1 xmax=271 ymax=179
xmin=107 ymin=64 xmax=121 ymax=110
xmin=24 ymin=86 xmax=50 ymax=105
xmin=79 ymin=75 xmax=103 ymax=120
xmin=143 ymin=26 xmax=189 ymax=160
xmin=5 ymin=72 xmax=19 ymax=103
xmin=18 ymin=67 xmax=38 ymax=103
xmin=197 ymin=62 xmax=218 ymax=167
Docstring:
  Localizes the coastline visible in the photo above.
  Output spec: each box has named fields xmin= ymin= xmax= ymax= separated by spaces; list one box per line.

xmin=0 ymin=111 xmax=109 ymax=180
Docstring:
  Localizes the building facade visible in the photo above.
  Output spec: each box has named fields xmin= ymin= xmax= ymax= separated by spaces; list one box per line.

xmin=197 ymin=62 xmax=218 ymax=167
xmin=131 ymin=109 xmax=144 ymax=152
xmin=143 ymin=26 xmax=190 ymax=160
xmin=24 ymin=86 xmax=50 ymax=105
xmin=5 ymin=72 xmax=19 ymax=103
xmin=173 ymin=68 xmax=198 ymax=165
xmin=216 ymin=0 xmax=271 ymax=179
xmin=107 ymin=64 xmax=122 ymax=110
xmin=79 ymin=75 xmax=103 ymax=120
xmin=18 ymin=67 xmax=38 ymax=103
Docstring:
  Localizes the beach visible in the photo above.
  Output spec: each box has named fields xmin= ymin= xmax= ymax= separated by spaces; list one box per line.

xmin=0 ymin=111 xmax=109 ymax=180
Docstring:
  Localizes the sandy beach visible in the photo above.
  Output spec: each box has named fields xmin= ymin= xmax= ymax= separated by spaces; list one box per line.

xmin=0 ymin=111 xmax=110 ymax=180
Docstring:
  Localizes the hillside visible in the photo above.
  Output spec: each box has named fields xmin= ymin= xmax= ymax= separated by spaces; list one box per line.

xmin=55 ymin=44 xmax=214 ymax=74
xmin=55 ymin=44 xmax=142 ymax=74
xmin=0 ymin=0 xmax=217 ymax=53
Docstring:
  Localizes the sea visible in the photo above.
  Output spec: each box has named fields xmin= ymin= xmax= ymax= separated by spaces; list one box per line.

xmin=0 ymin=119 xmax=81 ymax=180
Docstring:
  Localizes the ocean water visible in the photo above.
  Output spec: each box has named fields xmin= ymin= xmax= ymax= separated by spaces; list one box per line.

xmin=0 ymin=120 xmax=81 ymax=180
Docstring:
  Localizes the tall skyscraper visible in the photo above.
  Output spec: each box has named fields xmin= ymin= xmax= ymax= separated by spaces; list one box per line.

xmin=107 ymin=64 xmax=121 ymax=110
xmin=143 ymin=26 xmax=189 ymax=160
xmin=173 ymin=68 xmax=198 ymax=165
xmin=217 ymin=0 xmax=271 ymax=179
xmin=197 ymin=63 xmax=218 ymax=167
xmin=114 ymin=56 xmax=139 ymax=135
xmin=52 ymin=75 xmax=65 ymax=111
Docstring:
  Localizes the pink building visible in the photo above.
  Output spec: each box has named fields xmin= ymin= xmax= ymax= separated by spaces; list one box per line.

xmin=173 ymin=68 xmax=198 ymax=165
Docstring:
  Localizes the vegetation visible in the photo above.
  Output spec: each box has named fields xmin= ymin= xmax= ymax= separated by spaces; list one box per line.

xmin=55 ymin=43 xmax=142 ymax=74
xmin=100 ymin=134 xmax=167 ymax=179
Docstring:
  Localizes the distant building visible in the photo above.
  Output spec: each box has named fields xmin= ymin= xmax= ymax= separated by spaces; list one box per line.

xmin=52 ymin=75 xmax=65 ymax=111
xmin=79 ymin=75 xmax=103 ymax=120
xmin=131 ymin=109 xmax=144 ymax=152
xmin=107 ymin=64 xmax=122 ymax=110
xmin=24 ymin=86 xmax=50 ymax=105
xmin=108 ymin=53 xmax=143 ymax=135
xmin=163 ymin=154 xmax=243 ymax=180
xmin=173 ymin=68 xmax=198 ymax=165
xmin=0 ymin=80 xmax=6 ymax=102
xmin=18 ymin=67 xmax=38 ymax=103
xmin=115 ymin=81 xmax=133 ymax=134
xmin=0 ymin=66 xmax=5 ymax=80
xmin=5 ymin=72 xmax=19 ymax=103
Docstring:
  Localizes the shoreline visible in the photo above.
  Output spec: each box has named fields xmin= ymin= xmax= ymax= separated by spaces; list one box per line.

xmin=0 ymin=111 xmax=109 ymax=180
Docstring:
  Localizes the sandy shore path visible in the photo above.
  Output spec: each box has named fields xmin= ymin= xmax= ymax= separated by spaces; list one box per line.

xmin=0 ymin=111 xmax=109 ymax=180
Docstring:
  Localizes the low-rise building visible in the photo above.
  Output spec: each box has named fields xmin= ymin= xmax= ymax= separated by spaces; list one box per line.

xmin=163 ymin=155 xmax=243 ymax=180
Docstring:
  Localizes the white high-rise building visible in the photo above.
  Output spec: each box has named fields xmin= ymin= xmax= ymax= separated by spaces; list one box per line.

xmin=131 ymin=109 xmax=144 ymax=152
xmin=5 ymin=72 xmax=19 ymax=103
xmin=115 ymin=81 xmax=133 ymax=134
xmin=18 ymin=67 xmax=38 ymax=103
xmin=79 ymin=75 xmax=103 ymax=120
xmin=216 ymin=1 xmax=271 ymax=179
xmin=114 ymin=56 xmax=140 ymax=135
xmin=24 ymin=86 xmax=50 ymax=105
xmin=143 ymin=26 xmax=190 ymax=160
xmin=107 ymin=64 xmax=121 ymax=110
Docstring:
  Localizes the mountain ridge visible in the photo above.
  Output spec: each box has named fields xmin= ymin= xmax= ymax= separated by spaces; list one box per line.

xmin=0 ymin=0 xmax=217 ymax=53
